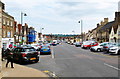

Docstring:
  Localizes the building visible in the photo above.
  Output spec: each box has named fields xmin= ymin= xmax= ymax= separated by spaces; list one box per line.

xmin=109 ymin=12 xmax=120 ymax=43
xmin=109 ymin=25 xmax=120 ymax=43
xmin=0 ymin=1 xmax=4 ymax=70
xmin=96 ymin=18 xmax=109 ymax=42
xmin=27 ymin=27 xmax=36 ymax=44
xmin=2 ymin=3 xmax=15 ymax=49
xmin=22 ymin=23 xmax=28 ymax=44
xmin=99 ymin=21 xmax=115 ymax=42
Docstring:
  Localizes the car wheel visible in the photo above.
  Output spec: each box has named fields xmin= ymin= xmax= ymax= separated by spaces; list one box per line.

xmin=49 ymin=52 xmax=51 ymax=55
xmin=117 ymin=50 xmax=120 ymax=55
xmin=35 ymin=59 xmax=39 ymax=63
xmin=75 ymin=45 xmax=78 ymax=47
xmin=97 ymin=48 xmax=101 ymax=52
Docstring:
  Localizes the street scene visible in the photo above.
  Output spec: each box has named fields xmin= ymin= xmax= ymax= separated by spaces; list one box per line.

xmin=0 ymin=0 xmax=120 ymax=79
xmin=26 ymin=43 xmax=119 ymax=77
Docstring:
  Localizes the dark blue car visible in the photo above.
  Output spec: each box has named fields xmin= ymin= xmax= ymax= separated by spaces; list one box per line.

xmin=40 ymin=44 xmax=51 ymax=54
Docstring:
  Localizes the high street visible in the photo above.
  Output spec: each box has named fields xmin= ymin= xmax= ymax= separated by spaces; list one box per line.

xmin=25 ymin=43 xmax=119 ymax=77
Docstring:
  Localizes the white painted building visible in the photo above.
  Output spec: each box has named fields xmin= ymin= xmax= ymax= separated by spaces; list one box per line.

xmin=2 ymin=38 xmax=14 ymax=49
xmin=109 ymin=25 xmax=120 ymax=43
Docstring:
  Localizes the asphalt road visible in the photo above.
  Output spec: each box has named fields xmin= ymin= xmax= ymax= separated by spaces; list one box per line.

xmin=25 ymin=43 xmax=119 ymax=77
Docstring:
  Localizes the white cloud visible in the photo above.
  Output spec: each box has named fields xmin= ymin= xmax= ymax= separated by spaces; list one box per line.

xmin=1 ymin=0 xmax=119 ymax=34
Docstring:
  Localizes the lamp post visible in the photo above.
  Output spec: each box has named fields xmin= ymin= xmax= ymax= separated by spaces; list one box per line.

xmin=21 ymin=12 xmax=27 ymax=25
xmin=21 ymin=12 xmax=27 ymax=45
xmin=72 ymin=30 xmax=75 ymax=42
xmin=40 ymin=28 xmax=44 ymax=33
xmin=78 ymin=20 xmax=83 ymax=42
xmin=39 ymin=28 xmax=44 ymax=41
xmin=72 ymin=30 xmax=75 ymax=34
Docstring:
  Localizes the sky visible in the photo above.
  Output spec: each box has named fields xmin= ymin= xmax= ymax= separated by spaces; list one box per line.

xmin=2 ymin=0 xmax=119 ymax=34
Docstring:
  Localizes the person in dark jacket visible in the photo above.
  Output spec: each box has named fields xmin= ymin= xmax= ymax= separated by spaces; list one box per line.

xmin=5 ymin=48 xmax=14 ymax=68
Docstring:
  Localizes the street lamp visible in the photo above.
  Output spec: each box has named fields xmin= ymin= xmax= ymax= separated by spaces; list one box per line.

xmin=21 ymin=12 xmax=27 ymax=45
xmin=39 ymin=28 xmax=44 ymax=41
xmin=72 ymin=30 xmax=75 ymax=34
xmin=40 ymin=28 xmax=44 ymax=33
xmin=72 ymin=31 xmax=76 ymax=43
xmin=78 ymin=20 xmax=83 ymax=42
xmin=21 ymin=12 xmax=27 ymax=25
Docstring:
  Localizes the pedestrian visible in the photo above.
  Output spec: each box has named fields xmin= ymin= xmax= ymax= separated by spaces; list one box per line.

xmin=5 ymin=48 xmax=14 ymax=68
xmin=9 ymin=43 xmax=13 ymax=48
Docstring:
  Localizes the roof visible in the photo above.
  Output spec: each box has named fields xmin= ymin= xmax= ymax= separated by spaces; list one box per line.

xmin=100 ymin=21 xmax=115 ymax=32
xmin=113 ymin=25 xmax=118 ymax=34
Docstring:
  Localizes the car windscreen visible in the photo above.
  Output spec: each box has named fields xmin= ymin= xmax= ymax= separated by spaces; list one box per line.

xmin=24 ymin=48 xmax=36 ymax=52
xmin=83 ymin=42 xmax=91 ymax=45
xmin=42 ymin=45 xmax=49 ymax=48
xmin=100 ymin=43 xmax=108 ymax=46
xmin=115 ymin=43 xmax=120 ymax=47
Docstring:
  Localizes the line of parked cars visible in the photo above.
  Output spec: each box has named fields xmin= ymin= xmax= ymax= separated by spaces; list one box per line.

xmin=68 ymin=40 xmax=120 ymax=55
xmin=2 ymin=42 xmax=54 ymax=64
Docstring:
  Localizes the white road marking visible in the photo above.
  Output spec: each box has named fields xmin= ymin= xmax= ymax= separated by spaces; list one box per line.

xmin=104 ymin=63 xmax=120 ymax=71
xmin=51 ymin=47 xmax=55 ymax=59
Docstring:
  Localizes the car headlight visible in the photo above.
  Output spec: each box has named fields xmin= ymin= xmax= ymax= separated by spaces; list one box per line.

xmin=110 ymin=48 xmax=117 ymax=50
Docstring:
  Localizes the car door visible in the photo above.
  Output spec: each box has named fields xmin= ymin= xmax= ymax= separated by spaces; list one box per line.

xmin=12 ymin=48 xmax=18 ymax=60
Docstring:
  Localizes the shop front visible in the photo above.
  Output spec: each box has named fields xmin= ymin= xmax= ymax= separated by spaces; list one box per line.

xmin=2 ymin=38 xmax=14 ymax=49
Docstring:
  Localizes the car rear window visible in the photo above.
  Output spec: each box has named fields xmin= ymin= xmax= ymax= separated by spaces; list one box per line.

xmin=24 ymin=48 xmax=36 ymax=52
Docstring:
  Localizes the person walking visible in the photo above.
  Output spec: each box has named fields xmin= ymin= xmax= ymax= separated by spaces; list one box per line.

xmin=5 ymin=48 xmax=14 ymax=68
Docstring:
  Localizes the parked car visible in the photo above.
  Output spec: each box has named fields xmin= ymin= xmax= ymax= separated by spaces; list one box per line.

xmin=108 ymin=43 xmax=120 ymax=55
xmin=75 ymin=42 xmax=82 ymax=47
xmin=90 ymin=42 xmax=110 ymax=52
xmin=21 ymin=44 xmax=32 ymax=48
xmin=103 ymin=43 xmax=117 ymax=53
xmin=70 ymin=40 xmax=74 ymax=45
xmin=39 ymin=43 xmax=51 ymax=54
xmin=31 ymin=44 xmax=40 ymax=50
xmin=51 ymin=42 xmax=57 ymax=46
xmin=81 ymin=41 xmax=98 ymax=49
xmin=12 ymin=47 xmax=39 ymax=64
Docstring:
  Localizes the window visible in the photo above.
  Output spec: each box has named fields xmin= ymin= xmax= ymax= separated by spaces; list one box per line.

xmin=7 ymin=20 xmax=9 ymax=25
xmin=3 ymin=19 xmax=6 ymax=24
xmin=7 ymin=31 xmax=11 ymax=37
xmin=10 ymin=21 xmax=13 ymax=26
xmin=3 ymin=30 xmax=6 ymax=37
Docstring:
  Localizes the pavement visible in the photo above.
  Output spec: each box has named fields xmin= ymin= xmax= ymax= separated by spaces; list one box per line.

xmin=0 ymin=60 xmax=49 ymax=78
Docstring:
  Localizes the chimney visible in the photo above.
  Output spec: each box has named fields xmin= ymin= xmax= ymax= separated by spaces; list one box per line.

xmin=97 ymin=23 xmax=100 ymax=27
xmin=100 ymin=21 xmax=104 ymax=25
xmin=115 ymin=12 xmax=120 ymax=23
xmin=104 ymin=18 xmax=108 ymax=23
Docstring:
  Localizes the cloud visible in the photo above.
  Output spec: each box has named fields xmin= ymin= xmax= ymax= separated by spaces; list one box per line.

xmin=1 ymin=0 xmax=119 ymax=34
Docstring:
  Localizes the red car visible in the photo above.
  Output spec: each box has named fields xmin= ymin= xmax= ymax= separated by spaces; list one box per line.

xmin=81 ymin=41 xmax=99 ymax=49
